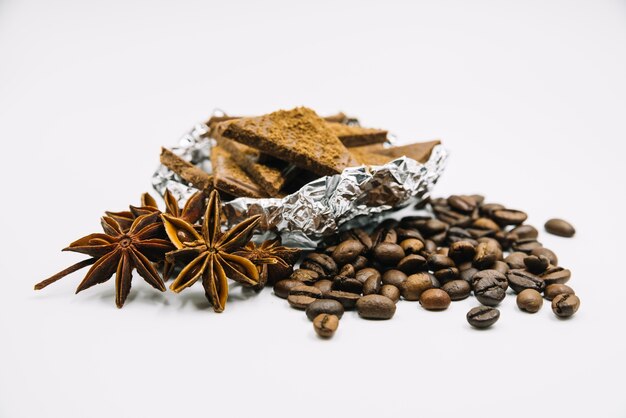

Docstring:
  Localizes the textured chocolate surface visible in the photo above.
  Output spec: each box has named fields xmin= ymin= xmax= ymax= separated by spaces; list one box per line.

xmin=326 ymin=122 xmax=388 ymax=147
xmin=374 ymin=140 xmax=441 ymax=163
xmin=159 ymin=148 xmax=213 ymax=191
xmin=210 ymin=145 xmax=269 ymax=198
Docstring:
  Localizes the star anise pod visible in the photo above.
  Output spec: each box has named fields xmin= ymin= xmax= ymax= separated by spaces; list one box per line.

xmin=161 ymin=190 xmax=261 ymax=312
xmin=35 ymin=212 xmax=174 ymax=308
xmin=233 ymin=239 xmax=301 ymax=290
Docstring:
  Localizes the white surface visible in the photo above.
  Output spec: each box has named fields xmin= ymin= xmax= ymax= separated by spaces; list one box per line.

xmin=1 ymin=1 xmax=626 ymax=417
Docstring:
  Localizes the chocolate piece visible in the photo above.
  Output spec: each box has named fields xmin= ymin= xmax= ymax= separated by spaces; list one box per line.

xmin=349 ymin=148 xmax=391 ymax=166
xmin=326 ymin=122 xmax=387 ymax=147
xmin=374 ymin=140 xmax=441 ymax=163
xmin=210 ymin=145 xmax=269 ymax=198
xmin=220 ymin=107 xmax=359 ymax=176
xmin=160 ymin=148 xmax=213 ymax=191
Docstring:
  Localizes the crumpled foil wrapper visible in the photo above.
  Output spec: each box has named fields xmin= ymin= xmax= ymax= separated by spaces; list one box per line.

xmin=152 ymin=122 xmax=448 ymax=248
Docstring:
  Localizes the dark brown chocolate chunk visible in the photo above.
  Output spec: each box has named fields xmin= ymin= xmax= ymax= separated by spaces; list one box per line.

xmin=210 ymin=145 xmax=269 ymax=198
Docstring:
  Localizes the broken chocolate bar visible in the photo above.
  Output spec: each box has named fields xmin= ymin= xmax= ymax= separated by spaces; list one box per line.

xmin=210 ymin=145 xmax=269 ymax=198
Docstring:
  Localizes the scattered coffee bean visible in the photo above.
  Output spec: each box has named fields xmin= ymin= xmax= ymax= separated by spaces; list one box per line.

xmin=460 ymin=267 xmax=479 ymax=283
xmin=544 ymin=284 xmax=575 ymax=301
xmin=372 ymin=242 xmax=405 ymax=265
xmin=382 ymin=269 xmax=408 ymax=288
xmin=397 ymin=254 xmax=428 ymax=274
xmin=356 ymin=295 xmax=396 ymax=319
xmin=551 ymin=294 xmax=580 ymax=318
xmin=419 ymin=288 xmax=451 ymax=310
xmin=491 ymin=260 xmax=510 ymax=275
xmin=510 ymin=224 xmax=539 ymax=240
xmin=399 ymin=238 xmax=425 ymax=254
xmin=473 ymin=275 xmax=506 ymax=306
xmin=331 ymin=239 xmax=364 ymax=265
xmin=287 ymin=285 xmax=323 ymax=309
xmin=473 ymin=240 xmax=500 ymax=269
xmin=313 ymin=279 xmax=333 ymax=294
xmin=448 ymin=195 xmax=477 ymax=213
xmin=428 ymin=254 xmax=456 ymax=271
xmin=401 ymin=272 xmax=433 ymax=301
xmin=274 ymin=279 xmax=306 ymax=299
xmin=300 ymin=253 xmax=338 ymax=278
xmin=531 ymin=247 xmax=558 ymax=266
xmin=467 ymin=306 xmax=500 ymax=329
xmin=355 ymin=268 xmax=380 ymax=284
xmin=512 ymin=238 xmax=543 ymax=254
xmin=523 ymin=255 xmax=550 ymax=274
xmin=362 ymin=275 xmax=382 ymax=295
xmin=380 ymin=284 xmax=400 ymax=303
xmin=352 ymin=255 xmax=369 ymax=270
xmin=434 ymin=267 xmax=459 ymax=283
xmin=472 ymin=270 xmax=508 ymax=291
xmin=448 ymin=241 xmax=476 ymax=263
xmin=332 ymin=276 xmax=363 ymax=294
xmin=491 ymin=209 xmax=528 ymax=226
xmin=313 ymin=314 xmax=339 ymax=338
xmin=325 ymin=290 xmax=360 ymax=310
xmin=507 ymin=270 xmax=545 ymax=294
xmin=539 ymin=266 xmax=571 ymax=286
xmin=289 ymin=269 xmax=319 ymax=285
xmin=516 ymin=289 xmax=543 ymax=313
xmin=472 ymin=217 xmax=501 ymax=232
xmin=442 ymin=279 xmax=471 ymax=301
xmin=306 ymin=299 xmax=345 ymax=320
xmin=505 ymin=252 xmax=527 ymax=270
xmin=544 ymin=218 xmax=576 ymax=238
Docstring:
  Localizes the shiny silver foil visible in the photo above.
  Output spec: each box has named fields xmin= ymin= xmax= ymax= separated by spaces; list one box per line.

xmin=152 ymin=120 xmax=448 ymax=248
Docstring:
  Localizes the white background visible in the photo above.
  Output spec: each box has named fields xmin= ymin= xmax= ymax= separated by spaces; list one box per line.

xmin=1 ymin=1 xmax=625 ymax=417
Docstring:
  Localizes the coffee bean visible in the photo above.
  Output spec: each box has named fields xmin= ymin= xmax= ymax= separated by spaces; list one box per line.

xmin=401 ymin=272 xmax=433 ymax=301
xmin=306 ymin=299 xmax=345 ymax=320
xmin=551 ymin=294 xmax=580 ymax=318
xmin=531 ymin=247 xmax=558 ymax=266
xmin=313 ymin=314 xmax=339 ymax=338
xmin=313 ymin=279 xmax=333 ymax=294
xmin=544 ymin=284 xmax=575 ymax=301
xmin=447 ymin=195 xmax=477 ymax=213
xmin=355 ymin=268 xmax=381 ymax=284
xmin=399 ymin=238 xmax=425 ymax=254
xmin=473 ymin=241 xmax=500 ymax=269
xmin=434 ymin=267 xmax=459 ymax=283
xmin=516 ymin=289 xmax=543 ymax=313
xmin=331 ymin=239 xmax=364 ymax=265
xmin=420 ymin=219 xmax=448 ymax=236
xmin=382 ymin=269 xmax=408 ymax=287
xmin=473 ymin=275 xmax=506 ymax=306
xmin=396 ymin=227 xmax=424 ymax=241
xmin=466 ymin=306 xmax=500 ymax=329
xmin=460 ymin=267 xmax=479 ymax=283
xmin=442 ymin=280 xmax=471 ymax=301
xmin=480 ymin=203 xmax=505 ymax=217
xmin=362 ymin=275 xmax=382 ymax=295
xmin=505 ymin=252 xmax=527 ymax=269
xmin=301 ymin=253 xmax=338 ymax=278
xmin=447 ymin=227 xmax=475 ymax=243
xmin=510 ymin=224 xmax=539 ymax=240
xmin=274 ymin=279 xmax=306 ymax=299
xmin=434 ymin=206 xmax=471 ymax=227
xmin=356 ymin=294 xmax=396 ymax=319
xmin=325 ymin=290 xmax=360 ymax=310
xmin=494 ymin=230 xmax=518 ymax=250
xmin=491 ymin=209 xmax=528 ymax=226
xmin=419 ymin=288 xmax=451 ymax=310
xmin=436 ymin=247 xmax=449 ymax=256
xmin=428 ymin=254 xmax=456 ymax=271
xmin=539 ymin=266 xmax=571 ymax=286
xmin=506 ymin=270 xmax=545 ymax=294
xmin=352 ymin=256 xmax=369 ymax=270
xmin=512 ymin=238 xmax=543 ymax=254
xmin=492 ymin=260 xmax=510 ymax=276
xmin=545 ymin=218 xmax=576 ymax=238
xmin=349 ymin=228 xmax=374 ymax=250
xmin=422 ymin=240 xmax=437 ymax=255
xmin=339 ymin=263 xmax=355 ymax=278
xmin=289 ymin=269 xmax=320 ymax=285
xmin=448 ymin=241 xmax=476 ymax=264
xmin=332 ymin=276 xmax=363 ymax=294
xmin=380 ymin=284 xmax=400 ymax=303
xmin=287 ymin=285 xmax=323 ymax=309
xmin=523 ymin=255 xmax=550 ymax=274
xmin=471 ymin=270 xmax=508 ymax=291
xmin=472 ymin=217 xmax=501 ymax=232
xmin=372 ymin=242 xmax=405 ymax=265
xmin=467 ymin=228 xmax=495 ymax=239
xmin=397 ymin=254 xmax=428 ymax=274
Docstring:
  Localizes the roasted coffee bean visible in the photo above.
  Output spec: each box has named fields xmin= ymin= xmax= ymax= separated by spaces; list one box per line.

xmin=552 ymin=294 xmax=580 ymax=318
xmin=399 ymin=238 xmax=425 ymax=254
xmin=545 ymin=218 xmax=576 ymax=238
xmin=507 ymin=270 xmax=545 ymax=294
xmin=349 ymin=228 xmax=374 ymax=250
xmin=434 ymin=267 xmax=459 ymax=283
xmin=313 ymin=279 xmax=333 ymax=294
xmin=397 ymin=254 xmax=428 ymax=274
xmin=448 ymin=195 xmax=477 ymax=213
xmin=332 ymin=240 xmax=364 ymax=265
xmin=473 ymin=241 xmax=499 ymax=269
xmin=422 ymin=240 xmax=438 ymax=255
xmin=428 ymin=254 xmax=456 ymax=271
xmin=287 ymin=285 xmax=323 ymax=309
xmin=325 ymin=290 xmax=360 ymax=310
xmin=382 ymin=228 xmax=398 ymax=244
xmin=434 ymin=206 xmax=471 ymax=227
xmin=436 ymin=247 xmax=449 ymax=256
xmin=531 ymin=247 xmax=558 ymax=266
xmin=480 ymin=203 xmax=505 ymax=217
xmin=460 ymin=267 xmax=479 ymax=283
xmin=492 ymin=260 xmax=510 ymax=276
xmin=301 ymin=253 xmax=338 ymax=278
xmin=510 ymin=224 xmax=539 ymax=240
xmin=332 ymin=276 xmax=363 ymax=294
xmin=505 ymin=252 xmax=527 ymax=269
xmin=430 ymin=231 xmax=447 ymax=246
xmin=355 ymin=268 xmax=381 ymax=284
xmin=352 ymin=256 xmax=369 ymax=270
xmin=477 ymin=237 xmax=503 ymax=257
xmin=512 ymin=238 xmax=543 ymax=254
xmin=382 ymin=269 xmax=408 ymax=288
xmin=400 ymin=215 xmax=431 ymax=229
xmin=274 ymin=279 xmax=306 ymax=299
xmin=467 ymin=228 xmax=495 ymax=239
xmin=419 ymin=289 xmax=451 ymax=310
xmin=516 ymin=289 xmax=543 ymax=313
xmin=356 ymin=294 xmax=396 ymax=319
xmin=428 ymin=272 xmax=441 ymax=288
xmin=313 ymin=314 xmax=339 ymax=338
xmin=472 ymin=217 xmax=501 ymax=232
xmin=544 ymin=284 xmax=575 ymax=301
xmin=448 ymin=241 xmax=476 ymax=263
xmin=491 ymin=209 xmax=528 ymax=226
xmin=372 ymin=242 xmax=405 ymax=265
xmin=471 ymin=269 xmax=508 ymax=291
xmin=470 ymin=194 xmax=485 ymax=205
xmin=380 ymin=284 xmax=401 ymax=303
xmin=363 ymin=275 xmax=382 ymax=295
xmin=494 ymin=230 xmax=518 ymax=250
xmin=447 ymin=226 xmax=475 ymax=242
xmin=473 ymin=275 xmax=506 ymax=306
xmin=323 ymin=245 xmax=336 ymax=255
xmin=457 ymin=261 xmax=474 ymax=271
xmin=339 ymin=263 xmax=355 ymax=278
xmin=289 ymin=269 xmax=320 ymax=285
xmin=396 ymin=228 xmax=424 ymax=241
xmin=306 ymin=299 xmax=345 ymax=320
xmin=540 ymin=267 xmax=571 ymax=285
xmin=442 ymin=280 xmax=471 ymax=301
xmin=467 ymin=306 xmax=500 ymax=329
xmin=523 ymin=255 xmax=550 ymax=274
xmin=401 ymin=272 xmax=433 ymax=301
xmin=419 ymin=219 xmax=449 ymax=236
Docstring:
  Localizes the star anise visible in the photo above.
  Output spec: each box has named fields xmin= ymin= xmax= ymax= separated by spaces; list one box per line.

xmin=234 ymin=239 xmax=301 ymax=290
xmin=161 ymin=190 xmax=261 ymax=312
xmin=34 ymin=212 xmax=174 ymax=308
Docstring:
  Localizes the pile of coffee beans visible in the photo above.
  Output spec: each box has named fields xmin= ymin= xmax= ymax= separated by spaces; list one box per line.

xmin=272 ymin=194 xmax=579 ymax=339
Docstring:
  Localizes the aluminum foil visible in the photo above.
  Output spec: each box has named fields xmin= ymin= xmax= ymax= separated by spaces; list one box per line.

xmin=152 ymin=120 xmax=448 ymax=248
